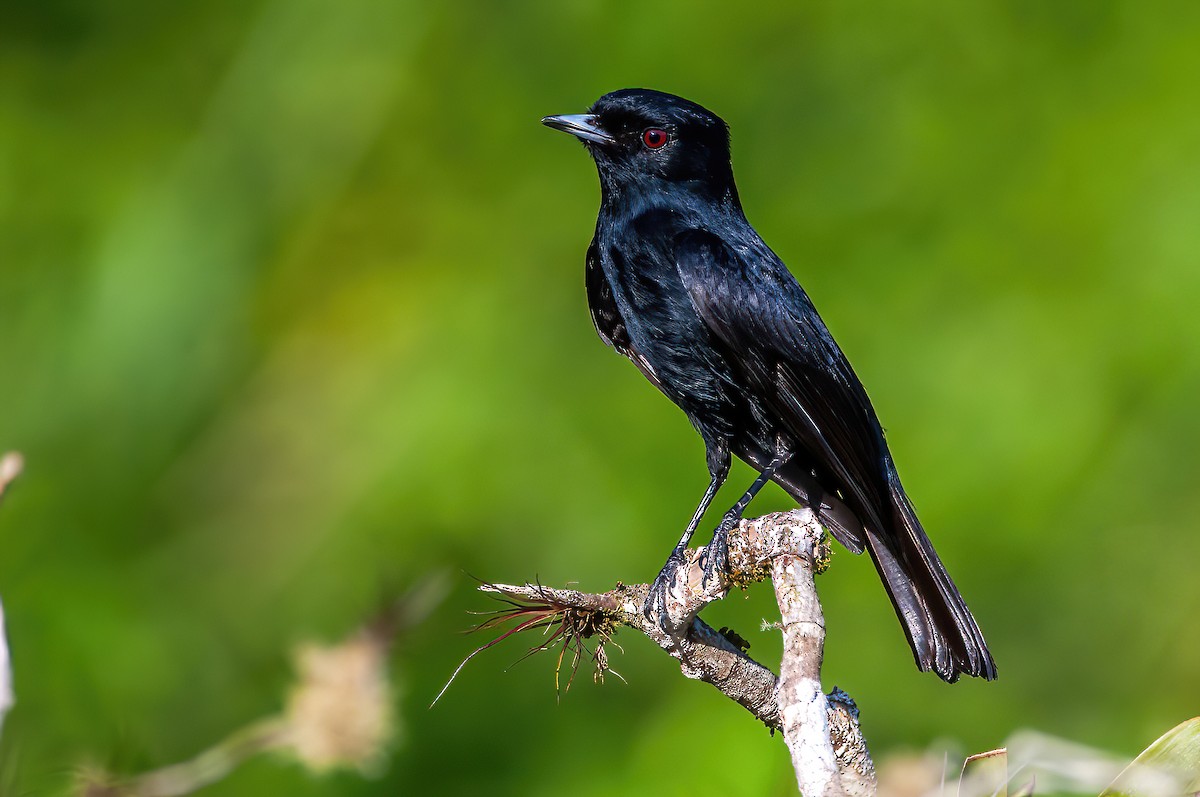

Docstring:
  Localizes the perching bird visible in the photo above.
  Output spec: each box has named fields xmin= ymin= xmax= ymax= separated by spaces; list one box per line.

xmin=542 ymin=89 xmax=995 ymax=682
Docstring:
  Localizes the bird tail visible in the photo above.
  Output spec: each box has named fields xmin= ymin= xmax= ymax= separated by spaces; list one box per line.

xmin=768 ymin=461 xmax=866 ymax=554
xmin=864 ymin=456 xmax=997 ymax=682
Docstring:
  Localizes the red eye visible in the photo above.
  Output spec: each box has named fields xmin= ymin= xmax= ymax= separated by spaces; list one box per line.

xmin=642 ymin=128 xmax=668 ymax=149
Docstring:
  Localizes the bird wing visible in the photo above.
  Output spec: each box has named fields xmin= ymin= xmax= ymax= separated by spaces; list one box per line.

xmin=674 ymin=228 xmax=996 ymax=682
xmin=585 ymin=239 xmax=626 ymax=351
xmin=673 ymin=228 xmax=890 ymax=535
xmin=586 ymin=238 xmax=666 ymax=392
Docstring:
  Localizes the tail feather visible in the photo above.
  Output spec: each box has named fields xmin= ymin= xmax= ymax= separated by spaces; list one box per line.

xmin=867 ymin=456 xmax=996 ymax=682
xmin=769 ymin=461 xmax=865 ymax=554
xmin=772 ymin=454 xmax=996 ymax=682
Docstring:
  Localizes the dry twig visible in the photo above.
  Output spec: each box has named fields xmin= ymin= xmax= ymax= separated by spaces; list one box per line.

xmin=468 ymin=508 xmax=875 ymax=796
xmin=0 ymin=451 xmax=22 ymax=739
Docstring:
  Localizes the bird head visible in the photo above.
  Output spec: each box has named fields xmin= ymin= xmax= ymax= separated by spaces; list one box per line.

xmin=543 ymin=88 xmax=738 ymax=204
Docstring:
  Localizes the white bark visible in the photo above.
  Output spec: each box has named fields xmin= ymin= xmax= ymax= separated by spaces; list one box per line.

xmin=482 ymin=508 xmax=876 ymax=796
xmin=0 ymin=452 xmax=21 ymax=739
xmin=0 ymin=599 xmax=12 ymax=738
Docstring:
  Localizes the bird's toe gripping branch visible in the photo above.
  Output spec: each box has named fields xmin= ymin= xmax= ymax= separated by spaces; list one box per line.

xmin=644 ymin=546 xmax=691 ymax=636
xmin=643 ymin=527 xmax=737 ymax=637
xmin=700 ymin=512 xmax=737 ymax=590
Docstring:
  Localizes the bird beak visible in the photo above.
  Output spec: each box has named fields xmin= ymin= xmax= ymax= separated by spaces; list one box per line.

xmin=541 ymin=114 xmax=616 ymax=146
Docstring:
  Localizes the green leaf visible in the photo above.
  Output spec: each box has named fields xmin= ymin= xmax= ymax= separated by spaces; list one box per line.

xmin=1101 ymin=717 xmax=1200 ymax=797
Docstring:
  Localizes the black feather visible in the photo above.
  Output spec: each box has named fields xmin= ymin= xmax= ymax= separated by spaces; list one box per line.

xmin=546 ymin=88 xmax=995 ymax=681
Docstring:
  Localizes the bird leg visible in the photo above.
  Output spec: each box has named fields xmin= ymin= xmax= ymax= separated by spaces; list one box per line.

xmin=645 ymin=443 xmax=796 ymax=635
xmin=644 ymin=454 xmax=728 ymax=634
xmin=701 ymin=448 xmax=793 ymax=589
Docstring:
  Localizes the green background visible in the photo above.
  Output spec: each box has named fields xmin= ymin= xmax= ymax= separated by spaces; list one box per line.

xmin=2 ymin=1 xmax=1199 ymax=794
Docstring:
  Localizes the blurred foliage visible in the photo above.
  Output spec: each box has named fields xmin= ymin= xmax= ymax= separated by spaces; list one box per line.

xmin=1103 ymin=718 xmax=1200 ymax=797
xmin=2 ymin=1 xmax=1199 ymax=794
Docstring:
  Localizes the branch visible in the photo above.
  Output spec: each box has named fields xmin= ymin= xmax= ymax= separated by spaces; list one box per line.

xmin=477 ymin=580 xmax=782 ymax=727
xmin=0 ymin=451 xmax=22 ymax=502
xmin=0 ymin=451 xmax=22 ymax=740
xmin=75 ymin=575 xmax=448 ymax=795
xmin=479 ymin=508 xmax=875 ymax=796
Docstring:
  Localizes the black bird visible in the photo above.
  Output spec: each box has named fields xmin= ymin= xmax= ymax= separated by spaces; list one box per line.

xmin=543 ymin=89 xmax=996 ymax=682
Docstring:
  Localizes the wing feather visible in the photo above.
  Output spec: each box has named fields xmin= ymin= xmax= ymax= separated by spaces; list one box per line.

xmin=673 ymin=229 xmax=889 ymax=533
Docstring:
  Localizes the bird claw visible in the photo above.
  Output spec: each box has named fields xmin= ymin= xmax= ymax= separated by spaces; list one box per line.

xmin=700 ymin=512 xmax=736 ymax=590
xmin=644 ymin=547 xmax=688 ymax=636
xmin=644 ymin=514 xmax=737 ymax=635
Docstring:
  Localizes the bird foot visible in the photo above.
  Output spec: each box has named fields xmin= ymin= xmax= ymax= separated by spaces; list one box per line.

xmin=644 ymin=547 xmax=689 ymax=636
xmin=700 ymin=512 xmax=735 ymax=590
xmin=643 ymin=515 xmax=738 ymax=636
